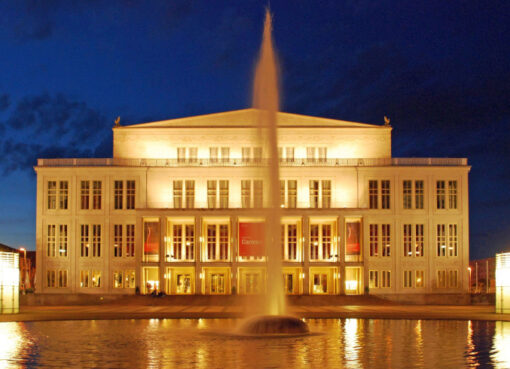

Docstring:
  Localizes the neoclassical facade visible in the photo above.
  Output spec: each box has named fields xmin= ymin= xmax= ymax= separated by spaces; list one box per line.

xmin=35 ymin=109 xmax=470 ymax=296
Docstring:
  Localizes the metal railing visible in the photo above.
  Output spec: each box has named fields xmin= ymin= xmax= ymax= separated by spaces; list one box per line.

xmin=37 ymin=157 xmax=468 ymax=167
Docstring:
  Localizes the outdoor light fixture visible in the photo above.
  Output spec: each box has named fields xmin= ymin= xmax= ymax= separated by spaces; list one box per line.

xmin=0 ymin=251 xmax=19 ymax=314
xmin=496 ymin=252 xmax=510 ymax=314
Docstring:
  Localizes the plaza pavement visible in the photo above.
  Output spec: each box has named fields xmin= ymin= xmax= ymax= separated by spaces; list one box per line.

xmin=1 ymin=304 xmax=508 ymax=323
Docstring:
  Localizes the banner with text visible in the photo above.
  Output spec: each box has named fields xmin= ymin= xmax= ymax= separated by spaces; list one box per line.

xmin=239 ymin=222 xmax=265 ymax=257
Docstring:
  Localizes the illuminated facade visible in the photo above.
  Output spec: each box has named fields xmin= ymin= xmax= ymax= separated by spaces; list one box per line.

xmin=35 ymin=109 xmax=470 ymax=296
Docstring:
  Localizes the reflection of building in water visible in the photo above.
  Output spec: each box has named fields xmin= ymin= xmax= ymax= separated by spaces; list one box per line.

xmin=34 ymin=109 xmax=470 ymax=297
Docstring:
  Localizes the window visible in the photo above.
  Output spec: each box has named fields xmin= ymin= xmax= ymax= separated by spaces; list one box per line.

xmin=113 ymin=270 xmax=135 ymax=288
xmin=207 ymin=180 xmax=216 ymax=208
xmin=48 ymin=181 xmax=57 ymax=209
xmin=210 ymin=147 xmax=219 ymax=163
xmin=437 ymin=270 xmax=457 ymax=288
xmin=381 ymin=180 xmax=390 ymax=209
xmin=47 ymin=224 xmax=67 ymax=257
xmin=306 ymin=147 xmax=327 ymax=163
xmin=285 ymin=147 xmax=294 ymax=162
xmin=369 ymin=180 xmax=390 ymax=209
xmin=92 ymin=224 xmax=101 ymax=257
xmin=241 ymin=147 xmax=250 ymax=163
xmin=185 ymin=180 xmax=195 ymax=208
xmin=282 ymin=224 xmax=298 ymax=261
xmin=449 ymin=270 xmax=458 ymax=288
xmin=79 ymin=223 xmax=101 ymax=258
xmin=47 ymin=225 xmax=56 ymax=257
xmin=253 ymin=147 xmax=262 ymax=163
xmin=309 ymin=180 xmax=331 ymax=208
xmin=47 ymin=180 xmax=68 ymax=210
xmin=126 ymin=224 xmax=135 ymax=257
xmin=80 ymin=270 xmax=90 ymax=288
xmin=114 ymin=224 xmax=123 ymax=257
xmin=219 ymin=180 xmax=229 ymax=208
xmin=403 ymin=270 xmax=413 ymax=288
xmin=174 ymin=180 xmax=194 ymax=209
xmin=114 ymin=180 xmax=136 ymax=210
xmin=416 ymin=270 xmax=425 ymax=288
xmin=437 ymin=224 xmax=457 ymax=257
xmin=404 ymin=224 xmax=424 ymax=257
xmin=367 ymin=224 xmax=391 ymax=257
xmin=309 ymin=224 xmax=334 ymax=261
xmin=80 ymin=181 xmax=90 ymax=209
xmin=381 ymin=271 xmax=391 ymax=288
xmin=173 ymin=181 xmax=183 ymax=208
xmin=126 ymin=180 xmax=135 ymax=209
xmin=47 ymin=270 xmax=56 ymax=287
xmin=280 ymin=180 xmax=297 ymax=208
xmin=206 ymin=224 xmax=229 ymax=261
xmin=177 ymin=147 xmax=197 ymax=163
xmin=369 ymin=180 xmax=378 ymax=209
xmin=92 ymin=271 xmax=101 ymax=288
xmin=211 ymin=273 xmax=225 ymax=293
xmin=58 ymin=225 xmax=68 ymax=257
xmin=114 ymin=271 xmax=124 ymax=288
xmin=369 ymin=224 xmax=378 ymax=257
xmin=114 ymin=181 xmax=123 ymax=209
xmin=369 ymin=271 xmax=379 ymax=288
xmin=80 ymin=225 xmax=89 ymax=257
xmin=241 ymin=180 xmax=264 ymax=208
xmin=92 ymin=181 xmax=102 ymax=209
xmin=47 ymin=270 xmax=66 ymax=288
xmin=221 ymin=147 xmax=230 ymax=163
xmin=448 ymin=180 xmax=458 ymax=209
xmin=403 ymin=180 xmax=424 ymax=209
xmin=168 ymin=223 xmax=194 ymax=261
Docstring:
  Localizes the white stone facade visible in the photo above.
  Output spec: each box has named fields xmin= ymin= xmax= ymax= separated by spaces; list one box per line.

xmin=35 ymin=109 xmax=470 ymax=296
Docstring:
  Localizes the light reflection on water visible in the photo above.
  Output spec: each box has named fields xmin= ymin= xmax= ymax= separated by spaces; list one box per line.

xmin=0 ymin=319 xmax=508 ymax=368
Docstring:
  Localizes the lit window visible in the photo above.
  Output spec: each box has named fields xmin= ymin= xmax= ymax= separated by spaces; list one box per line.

xmin=416 ymin=270 xmax=424 ymax=288
xmin=369 ymin=270 xmax=379 ymax=288
xmin=403 ymin=270 xmax=413 ymax=288
xmin=47 ymin=181 xmax=57 ymax=209
xmin=309 ymin=223 xmax=334 ymax=261
xmin=282 ymin=223 xmax=298 ymax=261
xmin=114 ymin=224 xmax=123 ymax=257
xmin=205 ymin=224 xmax=229 ymax=261
xmin=92 ymin=181 xmax=102 ymax=209
xmin=437 ymin=224 xmax=457 ymax=257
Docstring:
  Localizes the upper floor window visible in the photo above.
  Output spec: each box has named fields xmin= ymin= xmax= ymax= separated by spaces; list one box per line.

xmin=403 ymin=224 xmax=424 ymax=257
xmin=207 ymin=180 xmax=229 ymax=209
xmin=309 ymin=180 xmax=331 ymax=208
xmin=306 ymin=147 xmax=327 ymax=163
xmin=242 ymin=147 xmax=263 ymax=163
xmin=47 ymin=224 xmax=68 ymax=257
xmin=280 ymin=180 xmax=297 ymax=208
xmin=168 ymin=223 xmax=194 ymax=261
xmin=177 ymin=147 xmax=198 ymax=163
xmin=403 ymin=180 xmax=424 ymax=209
xmin=113 ymin=224 xmax=135 ymax=258
xmin=241 ymin=180 xmax=264 ymax=208
xmin=114 ymin=180 xmax=136 ymax=210
xmin=80 ymin=224 xmax=101 ymax=257
xmin=80 ymin=180 xmax=101 ymax=210
xmin=368 ymin=180 xmax=390 ymax=209
xmin=205 ymin=223 xmax=229 ymax=261
xmin=309 ymin=223 xmax=335 ymax=261
xmin=282 ymin=223 xmax=299 ymax=261
xmin=436 ymin=224 xmax=458 ymax=257
xmin=210 ymin=147 xmax=230 ymax=163
xmin=173 ymin=180 xmax=195 ymax=209
xmin=436 ymin=180 xmax=458 ymax=210
xmin=369 ymin=223 xmax=391 ymax=257
xmin=47 ymin=180 xmax=69 ymax=210
xmin=278 ymin=147 xmax=295 ymax=163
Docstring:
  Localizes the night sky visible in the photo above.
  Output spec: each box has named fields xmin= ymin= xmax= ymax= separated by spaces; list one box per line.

xmin=0 ymin=1 xmax=508 ymax=259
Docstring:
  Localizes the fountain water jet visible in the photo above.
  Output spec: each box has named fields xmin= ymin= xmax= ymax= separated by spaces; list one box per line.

xmin=237 ymin=8 xmax=309 ymax=336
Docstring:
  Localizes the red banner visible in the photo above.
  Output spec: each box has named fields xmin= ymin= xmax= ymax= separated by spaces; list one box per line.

xmin=144 ymin=221 xmax=160 ymax=254
xmin=239 ymin=222 xmax=265 ymax=257
xmin=346 ymin=222 xmax=360 ymax=255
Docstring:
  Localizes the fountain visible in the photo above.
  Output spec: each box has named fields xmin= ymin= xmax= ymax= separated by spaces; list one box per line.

xmin=236 ymin=8 xmax=309 ymax=336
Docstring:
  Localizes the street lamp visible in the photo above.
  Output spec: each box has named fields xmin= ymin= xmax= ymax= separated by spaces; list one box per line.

xmin=468 ymin=267 xmax=472 ymax=293
xmin=19 ymin=247 xmax=26 ymax=294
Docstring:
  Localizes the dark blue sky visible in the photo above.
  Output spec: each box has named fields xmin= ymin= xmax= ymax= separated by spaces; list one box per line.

xmin=0 ymin=0 xmax=508 ymax=259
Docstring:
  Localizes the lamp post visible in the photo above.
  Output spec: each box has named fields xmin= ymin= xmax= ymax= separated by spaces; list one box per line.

xmin=468 ymin=267 xmax=472 ymax=293
xmin=19 ymin=247 xmax=26 ymax=294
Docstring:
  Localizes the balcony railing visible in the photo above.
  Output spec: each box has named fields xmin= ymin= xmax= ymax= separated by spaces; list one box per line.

xmin=37 ymin=157 xmax=468 ymax=167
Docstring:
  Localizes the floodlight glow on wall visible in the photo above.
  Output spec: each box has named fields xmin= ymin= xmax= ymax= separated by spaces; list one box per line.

xmin=0 ymin=251 xmax=19 ymax=314
xmin=496 ymin=252 xmax=510 ymax=314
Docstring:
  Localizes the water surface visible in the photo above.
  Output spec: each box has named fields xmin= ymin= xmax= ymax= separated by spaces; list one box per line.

xmin=1 ymin=319 xmax=509 ymax=368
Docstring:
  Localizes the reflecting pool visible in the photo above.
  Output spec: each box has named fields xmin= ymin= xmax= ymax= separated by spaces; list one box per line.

xmin=0 ymin=319 xmax=509 ymax=368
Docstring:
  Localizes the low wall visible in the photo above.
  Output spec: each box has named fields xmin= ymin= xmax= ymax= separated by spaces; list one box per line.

xmin=21 ymin=293 xmax=475 ymax=306
xmin=376 ymin=293 xmax=471 ymax=305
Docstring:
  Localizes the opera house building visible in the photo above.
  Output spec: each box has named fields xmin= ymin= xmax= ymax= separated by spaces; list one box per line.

xmin=34 ymin=109 xmax=470 ymax=298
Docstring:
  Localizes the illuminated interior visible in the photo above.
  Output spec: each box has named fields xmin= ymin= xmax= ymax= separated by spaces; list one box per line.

xmin=0 ymin=252 xmax=19 ymax=314
xmin=496 ymin=252 xmax=510 ymax=314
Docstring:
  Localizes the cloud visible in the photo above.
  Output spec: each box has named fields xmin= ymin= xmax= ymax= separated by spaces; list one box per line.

xmin=0 ymin=94 xmax=10 ymax=111
xmin=1 ymin=93 xmax=112 ymax=174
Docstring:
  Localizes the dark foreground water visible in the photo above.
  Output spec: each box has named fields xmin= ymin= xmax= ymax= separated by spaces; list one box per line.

xmin=0 ymin=319 xmax=509 ymax=368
